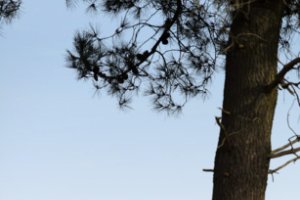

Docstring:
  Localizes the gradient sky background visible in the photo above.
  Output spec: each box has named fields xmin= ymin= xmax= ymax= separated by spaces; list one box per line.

xmin=0 ymin=1 xmax=299 ymax=200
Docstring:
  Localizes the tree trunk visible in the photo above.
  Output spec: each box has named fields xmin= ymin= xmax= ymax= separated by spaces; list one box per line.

xmin=212 ymin=1 xmax=285 ymax=200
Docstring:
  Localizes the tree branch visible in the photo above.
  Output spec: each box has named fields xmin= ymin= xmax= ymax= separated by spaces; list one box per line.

xmin=269 ymin=156 xmax=300 ymax=174
xmin=143 ymin=0 xmax=182 ymax=61
xmin=265 ymin=57 xmax=300 ymax=92
xmin=271 ymin=146 xmax=300 ymax=159
xmin=113 ymin=0 xmax=183 ymax=77
xmin=271 ymin=136 xmax=300 ymax=155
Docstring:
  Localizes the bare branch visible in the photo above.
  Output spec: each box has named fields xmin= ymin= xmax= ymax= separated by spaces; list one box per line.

xmin=266 ymin=57 xmax=300 ymax=92
xmin=269 ymin=156 xmax=300 ymax=174
xmin=271 ymin=146 xmax=300 ymax=159
xmin=271 ymin=136 xmax=300 ymax=155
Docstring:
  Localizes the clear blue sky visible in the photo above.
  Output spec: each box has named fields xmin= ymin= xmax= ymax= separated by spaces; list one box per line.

xmin=0 ymin=1 xmax=299 ymax=199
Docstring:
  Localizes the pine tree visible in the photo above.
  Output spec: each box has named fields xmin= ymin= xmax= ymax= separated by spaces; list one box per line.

xmin=66 ymin=1 xmax=300 ymax=199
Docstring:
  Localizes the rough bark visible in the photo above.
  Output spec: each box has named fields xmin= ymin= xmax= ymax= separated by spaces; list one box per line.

xmin=212 ymin=1 xmax=285 ymax=200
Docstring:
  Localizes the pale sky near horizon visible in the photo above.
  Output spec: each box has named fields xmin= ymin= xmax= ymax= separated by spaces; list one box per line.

xmin=0 ymin=1 xmax=299 ymax=200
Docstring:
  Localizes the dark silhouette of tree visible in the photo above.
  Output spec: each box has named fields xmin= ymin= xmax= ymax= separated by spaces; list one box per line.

xmin=66 ymin=1 xmax=300 ymax=199
xmin=0 ymin=0 xmax=21 ymax=27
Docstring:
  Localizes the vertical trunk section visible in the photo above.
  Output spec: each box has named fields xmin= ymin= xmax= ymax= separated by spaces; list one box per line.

xmin=212 ymin=1 xmax=285 ymax=200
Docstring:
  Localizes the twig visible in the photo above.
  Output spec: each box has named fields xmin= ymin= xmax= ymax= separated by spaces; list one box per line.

xmin=203 ymin=168 xmax=214 ymax=172
xmin=269 ymin=156 xmax=300 ymax=174
xmin=215 ymin=112 xmax=242 ymax=149
xmin=217 ymin=129 xmax=241 ymax=149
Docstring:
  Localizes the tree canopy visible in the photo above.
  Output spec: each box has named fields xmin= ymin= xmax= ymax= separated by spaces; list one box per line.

xmin=66 ymin=0 xmax=225 ymax=114
xmin=66 ymin=1 xmax=300 ymax=113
